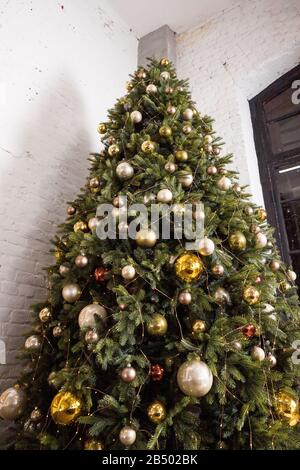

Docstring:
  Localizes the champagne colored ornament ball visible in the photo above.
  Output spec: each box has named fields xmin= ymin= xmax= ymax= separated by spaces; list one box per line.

xmin=255 ymin=232 xmax=268 ymax=248
xmin=250 ymin=224 xmax=261 ymax=234
xmin=213 ymin=147 xmax=220 ymax=156
xmin=275 ymin=391 xmax=299 ymax=426
xmin=256 ymin=208 xmax=267 ymax=221
xmin=25 ymin=335 xmax=41 ymax=350
xmin=50 ymin=391 xmax=82 ymax=426
xmin=279 ymin=281 xmax=291 ymax=293
xmin=78 ymin=303 xmax=107 ymax=329
xmin=59 ymin=264 xmax=70 ymax=276
xmin=88 ymin=217 xmax=99 ymax=231
xmin=146 ymin=313 xmax=168 ymax=336
xmin=160 ymin=71 xmax=170 ymax=80
xmin=204 ymin=144 xmax=213 ymax=154
xmin=97 ymin=123 xmax=106 ymax=134
xmin=242 ymin=324 xmax=256 ymax=338
xmin=212 ymin=264 xmax=224 ymax=276
xmin=229 ymin=231 xmax=247 ymax=251
xmin=116 ymin=161 xmax=134 ymax=180
xmin=84 ymin=329 xmax=99 ymax=344
xmin=182 ymin=124 xmax=192 ymax=136
xmin=157 ymin=188 xmax=173 ymax=203
xmin=67 ymin=206 xmax=76 ymax=215
xmin=233 ymin=183 xmax=241 ymax=193
xmin=89 ymin=177 xmax=99 ymax=189
xmin=113 ymin=195 xmax=125 ymax=208
xmin=270 ymin=259 xmax=280 ymax=272
xmin=267 ymin=353 xmax=277 ymax=368
xmin=165 ymin=86 xmax=173 ymax=94
xmin=287 ymin=270 xmax=297 ymax=282
xmin=217 ymin=176 xmax=231 ymax=191
xmin=146 ymin=83 xmax=157 ymax=94
xmin=94 ymin=266 xmax=109 ymax=282
xmin=130 ymin=110 xmax=142 ymax=123
xmin=178 ymin=290 xmax=192 ymax=305
xmin=232 ymin=340 xmax=242 ymax=351
xmin=159 ymin=125 xmax=172 ymax=137
xmin=244 ymin=206 xmax=254 ymax=216
xmin=53 ymin=325 xmax=63 ymax=338
xmin=175 ymin=253 xmax=203 ymax=282
xmin=150 ymin=364 xmax=164 ymax=381
xmin=0 ymin=386 xmax=27 ymax=421
xmin=30 ymin=407 xmax=43 ymax=422
xmin=136 ymin=228 xmax=157 ymax=248
xmin=182 ymin=108 xmax=194 ymax=121
xmin=75 ymin=254 xmax=88 ymax=268
xmin=126 ymin=81 xmax=134 ymax=91
xmin=74 ymin=221 xmax=88 ymax=233
xmin=207 ymin=166 xmax=217 ymax=175
xmin=251 ymin=346 xmax=265 ymax=362
xmin=120 ymin=364 xmax=136 ymax=383
xmin=172 ymin=203 xmax=185 ymax=216
xmin=167 ymin=104 xmax=176 ymax=115
xmin=147 ymin=400 xmax=167 ymax=424
xmin=177 ymin=85 xmax=184 ymax=92
xmin=213 ymin=287 xmax=230 ymax=305
xmin=108 ymin=144 xmax=120 ymax=157
xmin=160 ymin=57 xmax=170 ymax=66
xmin=199 ymin=237 xmax=215 ymax=256
xmin=141 ymin=140 xmax=155 ymax=153
xmin=179 ymin=173 xmax=193 ymax=188
xmin=39 ymin=307 xmax=51 ymax=323
xmin=177 ymin=359 xmax=213 ymax=397
xmin=84 ymin=438 xmax=104 ymax=450
xmin=136 ymin=68 xmax=147 ymax=79
xmin=243 ymin=286 xmax=260 ymax=305
xmin=121 ymin=265 xmax=136 ymax=280
xmin=263 ymin=303 xmax=275 ymax=313
xmin=192 ymin=319 xmax=207 ymax=334
xmin=175 ymin=149 xmax=188 ymax=162
xmin=62 ymin=283 xmax=81 ymax=303
xmin=204 ymin=134 xmax=213 ymax=144
xmin=164 ymin=161 xmax=177 ymax=173
xmin=119 ymin=426 xmax=136 ymax=446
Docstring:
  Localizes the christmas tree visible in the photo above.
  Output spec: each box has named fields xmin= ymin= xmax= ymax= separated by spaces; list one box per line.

xmin=1 ymin=58 xmax=300 ymax=450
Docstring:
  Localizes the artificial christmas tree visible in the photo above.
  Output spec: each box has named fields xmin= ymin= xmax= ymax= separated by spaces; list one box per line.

xmin=1 ymin=58 xmax=300 ymax=450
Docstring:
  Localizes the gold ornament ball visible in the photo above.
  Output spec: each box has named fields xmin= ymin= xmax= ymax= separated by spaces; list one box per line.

xmin=275 ymin=391 xmax=299 ymax=426
xmin=146 ymin=313 xmax=168 ymax=336
xmin=175 ymin=149 xmax=188 ymax=162
xmin=164 ymin=161 xmax=177 ymax=173
xmin=25 ymin=335 xmax=41 ymax=350
xmin=84 ymin=329 xmax=99 ymax=344
xmin=84 ymin=438 xmax=104 ymax=450
xmin=50 ymin=391 xmax=82 ymax=426
xmin=243 ymin=286 xmax=260 ymax=305
xmin=136 ymin=228 xmax=157 ymax=248
xmin=217 ymin=176 xmax=231 ymax=191
xmin=146 ymin=84 xmax=157 ymax=94
xmin=182 ymin=108 xmax=194 ymax=120
xmin=160 ymin=71 xmax=170 ymax=80
xmin=213 ymin=287 xmax=230 ymax=305
xmin=251 ymin=345 xmax=265 ymax=361
xmin=30 ymin=407 xmax=43 ymax=422
xmin=108 ymin=144 xmax=120 ymax=157
xmin=160 ymin=57 xmax=170 ymax=66
xmin=88 ymin=217 xmax=99 ymax=231
xmin=62 ymin=283 xmax=81 ymax=303
xmin=175 ymin=253 xmax=203 ymax=283
xmin=229 ymin=231 xmax=247 ymax=251
xmin=126 ymin=81 xmax=134 ymax=91
xmin=147 ymin=400 xmax=167 ymax=424
xmin=279 ymin=281 xmax=291 ymax=293
xmin=97 ymin=123 xmax=106 ymax=134
xmin=89 ymin=177 xmax=99 ymax=189
xmin=59 ymin=264 xmax=70 ymax=276
xmin=54 ymin=249 xmax=63 ymax=262
xmin=39 ymin=307 xmax=51 ymax=323
xmin=256 ymin=207 xmax=267 ymax=221
xmin=270 ymin=260 xmax=280 ymax=272
xmin=141 ymin=140 xmax=155 ymax=154
xmin=53 ymin=325 xmax=63 ymax=338
xmin=211 ymin=264 xmax=224 ymax=276
xmin=192 ymin=319 xmax=207 ymax=334
xmin=74 ymin=221 xmax=87 ymax=233
xmin=159 ymin=125 xmax=172 ymax=137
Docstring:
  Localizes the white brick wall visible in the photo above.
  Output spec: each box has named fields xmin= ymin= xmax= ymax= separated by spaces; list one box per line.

xmin=177 ymin=0 xmax=300 ymax=205
xmin=0 ymin=0 xmax=137 ymax=406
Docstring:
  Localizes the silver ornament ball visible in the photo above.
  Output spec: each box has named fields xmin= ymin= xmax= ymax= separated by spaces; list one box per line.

xmin=160 ymin=71 xmax=170 ymax=80
xmin=157 ymin=188 xmax=173 ymax=203
xmin=178 ymin=291 xmax=192 ymax=305
xmin=177 ymin=360 xmax=213 ymax=397
xmin=62 ymin=283 xmax=81 ymax=303
xmin=116 ymin=162 xmax=134 ymax=180
xmin=59 ymin=264 xmax=70 ymax=276
xmin=267 ymin=353 xmax=277 ymax=368
xmin=120 ymin=365 xmax=136 ymax=383
xmin=119 ymin=426 xmax=136 ymax=446
xmin=130 ymin=110 xmax=142 ymax=123
xmin=0 ymin=386 xmax=27 ymax=421
xmin=85 ymin=329 xmax=99 ymax=344
xmin=53 ymin=325 xmax=63 ymax=338
xmin=146 ymin=84 xmax=157 ymax=94
xmin=25 ymin=335 xmax=41 ymax=351
xmin=251 ymin=346 xmax=265 ymax=362
xmin=88 ymin=217 xmax=99 ymax=231
xmin=182 ymin=108 xmax=194 ymax=120
xmin=121 ymin=265 xmax=136 ymax=280
xmin=255 ymin=233 xmax=268 ymax=248
xmin=179 ymin=173 xmax=193 ymax=188
xmin=287 ymin=270 xmax=297 ymax=282
xmin=217 ymin=176 xmax=232 ymax=191
xmin=75 ymin=254 xmax=89 ymax=268
xmin=30 ymin=407 xmax=42 ymax=422
xmin=78 ymin=304 xmax=107 ymax=329
xmin=198 ymin=237 xmax=215 ymax=256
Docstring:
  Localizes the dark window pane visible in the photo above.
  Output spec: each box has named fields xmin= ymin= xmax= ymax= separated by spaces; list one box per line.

xmin=290 ymin=252 xmax=300 ymax=291
xmin=268 ymin=113 xmax=300 ymax=154
xmin=277 ymin=165 xmax=300 ymax=201
xmin=281 ymin=200 xmax=300 ymax=251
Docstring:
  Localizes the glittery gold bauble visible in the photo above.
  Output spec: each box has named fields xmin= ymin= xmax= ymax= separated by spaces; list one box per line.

xmin=160 ymin=58 xmax=170 ymax=66
xmin=229 ymin=231 xmax=247 ymax=251
xmin=108 ymin=144 xmax=120 ymax=157
xmin=84 ymin=438 xmax=104 ymax=450
xmin=279 ymin=281 xmax=291 ymax=293
xmin=275 ymin=391 xmax=299 ymax=426
xmin=147 ymin=400 xmax=167 ymax=424
xmin=74 ymin=221 xmax=87 ymax=233
xmin=192 ymin=319 xmax=207 ymax=334
xmin=175 ymin=149 xmax=188 ymax=161
xmin=146 ymin=313 xmax=168 ymax=336
xmin=136 ymin=228 xmax=157 ymax=247
xmin=211 ymin=264 xmax=224 ymax=276
xmin=50 ymin=391 xmax=82 ymax=425
xmin=159 ymin=126 xmax=172 ymax=137
xmin=243 ymin=286 xmax=260 ymax=305
xmin=39 ymin=307 xmax=51 ymax=323
xmin=175 ymin=253 xmax=203 ymax=282
xmin=97 ymin=123 xmax=106 ymax=134
xmin=141 ymin=140 xmax=155 ymax=153
xmin=256 ymin=208 xmax=267 ymax=221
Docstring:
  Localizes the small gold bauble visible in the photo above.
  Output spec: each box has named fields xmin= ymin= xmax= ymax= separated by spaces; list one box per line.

xmin=126 ymin=81 xmax=134 ymax=91
xmin=159 ymin=125 xmax=172 ymax=137
xmin=74 ymin=221 xmax=88 ymax=233
xmin=164 ymin=161 xmax=177 ymax=173
xmin=50 ymin=391 xmax=82 ymax=426
xmin=175 ymin=253 xmax=204 ymax=282
xmin=270 ymin=260 xmax=280 ymax=272
xmin=141 ymin=140 xmax=155 ymax=153
xmin=175 ymin=149 xmax=188 ymax=161
xmin=97 ymin=123 xmax=106 ymax=134
xmin=84 ymin=438 xmax=104 ymax=450
xmin=192 ymin=319 xmax=207 ymax=334
xmin=39 ymin=307 xmax=51 ymax=323
xmin=147 ymin=400 xmax=167 ymax=424
xmin=160 ymin=58 xmax=170 ymax=66
xmin=279 ymin=281 xmax=291 ymax=293
xmin=243 ymin=286 xmax=260 ymax=305
xmin=256 ymin=208 xmax=267 ymax=221
xmin=89 ymin=177 xmax=99 ymax=188
xmin=211 ymin=264 xmax=224 ymax=276
xmin=146 ymin=313 xmax=168 ymax=336
xmin=54 ymin=249 xmax=63 ymax=262
xmin=108 ymin=144 xmax=120 ymax=157
xmin=275 ymin=391 xmax=299 ymax=426
xmin=229 ymin=231 xmax=247 ymax=251
xmin=136 ymin=228 xmax=157 ymax=248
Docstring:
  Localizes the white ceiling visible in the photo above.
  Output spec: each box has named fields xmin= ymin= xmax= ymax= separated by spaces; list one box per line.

xmin=110 ymin=0 xmax=239 ymax=37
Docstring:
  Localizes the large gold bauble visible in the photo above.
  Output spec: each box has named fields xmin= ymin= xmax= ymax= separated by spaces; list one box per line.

xmin=135 ymin=228 xmax=157 ymax=248
xmin=146 ymin=314 xmax=168 ymax=336
xmin=159 ymin=126 xmax=172 ymax=137
xmin=192 ymin=319 xmax=207 ymax=334
xmin=275 ymin=391 xmax=299 ymax=426
xmin=74 ymin=221 xmax=87 ymax=233
xmin=229 ymin=231 xmax=247 ymax=251
xmin=108 ymin=144 xmax=120 ymax=157
xmin=175 ymin=253 xmax=203 ymax=282
xmin=177 ymin=359 xmax=213 ymax=397
xmin=141 ymin=140 xmax=155 ymax=154
xmin=84 ymin=438 xmax=104 ymax=450
xmin=97 ymin=123 xmax=106 ymax=134
xmin=147 ymin=400 xmax=167 ymax=424
xmin=175 ymin=149 xmax=188 ymax=162
xmin=50 ymin=391 xmax=82 ymax=425
xmin=160 ymin=58 xmax=170 ymax=66
xmin=39 ymin=307 xmax=51 ymax=323
xmin=256 ymin=208 xmax=267 ymax=221
xmin=243 ymin=286 xmax=260 ymax=305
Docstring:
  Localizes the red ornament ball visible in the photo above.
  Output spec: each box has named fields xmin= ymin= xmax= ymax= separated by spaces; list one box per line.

xmin=242 ymin=324 xmax=256 ymax=338
xmin=150 ymin=364 xmax=164 ymax=382
xmin=94 ymin=267 xmax=109 ymax=282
